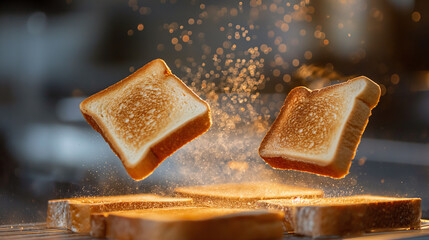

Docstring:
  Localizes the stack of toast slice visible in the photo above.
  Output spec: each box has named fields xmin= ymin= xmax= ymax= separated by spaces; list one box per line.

xmin=73 ymin=59 xmax=419 ymax=239
xmin=47 ymin=190 xmax=422 ymax=238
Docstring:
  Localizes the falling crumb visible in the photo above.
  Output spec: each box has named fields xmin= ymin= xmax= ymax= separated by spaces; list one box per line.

xmin=137 ymin=24 xmax=144 ymax=31
xmin=228 ymin=161 xmax=249 ymax=172
xmin=157 ymin=44 xmax=164 ymax=51
xmin=182 ymin=35 xmax=190 ymax=43
xmin=358 ymin=157 xmax=367 ymax=166
xmin=292 ymin=59 xmax=300 ymax=67
xmin=304 ymin=51 xmax=312 ymax=60
xmin=391 ymin=74 xmax=400 ymax=85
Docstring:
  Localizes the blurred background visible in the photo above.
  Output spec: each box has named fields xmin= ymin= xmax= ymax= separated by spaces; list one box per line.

xmin=0 ymin=0 xmax=429 ymax=224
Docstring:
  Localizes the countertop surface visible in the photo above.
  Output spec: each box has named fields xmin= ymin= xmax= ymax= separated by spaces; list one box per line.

xmin=2 ymin=221 xmax=429 ymax=240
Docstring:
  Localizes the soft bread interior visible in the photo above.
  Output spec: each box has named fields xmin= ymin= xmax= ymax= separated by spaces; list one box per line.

xmin=260 ymin=78 xmax=370 ymax=166
xmin=85 ymin=62 xmax=208 ymax=167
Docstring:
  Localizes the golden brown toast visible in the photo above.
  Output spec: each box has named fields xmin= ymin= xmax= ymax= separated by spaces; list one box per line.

xmin=47 ymin=194 xmax=192 ymax=233
xmin=105 ymin=207 xmax=284 ymax=240
xmin=259 ymin=76 xmax=381 ymax=178
xmin=80 ymin=59 xmax=211 ymax=180
xmin=91 ymin=212 xmax=111 ymax=238
xmin=174 ymin=182 xmax=323 ymax=208
xmin=258 ymin=195 xmax=421 ymax=237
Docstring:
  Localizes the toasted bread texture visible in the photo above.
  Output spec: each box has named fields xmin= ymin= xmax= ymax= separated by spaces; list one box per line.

xmin=174 ymin=182 xmax=323 ymax=208
xmin=259 ymin=76 xmax=381 ymax=178
xmin=258 ymin=195 xmax=421 ymax=237
xmin=46 ymin=194 xmax=192 ymax=233
xmin=80 ymin=59 xmax=211 ymax=180
xmin=106 ymin=207 xmax=284 ymax=240
xmin=91 ymin=212 xmax=111 ymax=238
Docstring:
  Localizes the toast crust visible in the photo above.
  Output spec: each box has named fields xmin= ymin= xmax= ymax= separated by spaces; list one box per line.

xmin=80 ymin=59 xmax=211 ymax=180
xmin=259 ymin=76 xmax=381 ymax=178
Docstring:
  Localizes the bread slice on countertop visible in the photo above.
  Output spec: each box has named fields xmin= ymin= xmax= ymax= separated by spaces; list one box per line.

xmin=105 ymin=207 xmax=285 ymax=240
xmin=174 ymin=182 xmax=323 ymax=208
xmin=47 ymin=194 xmax=192 ymax=233
xmin=80 ymin=59 xmax=211 ymax=180
xmin=258 ymin=195 xmax=421 ymax=237
xmin=259 ymin=76 xmax=381 ymax=178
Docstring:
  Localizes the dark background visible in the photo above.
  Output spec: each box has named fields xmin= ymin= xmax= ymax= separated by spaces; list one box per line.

xmin=0 ymin=0 xmax=429 ymax=224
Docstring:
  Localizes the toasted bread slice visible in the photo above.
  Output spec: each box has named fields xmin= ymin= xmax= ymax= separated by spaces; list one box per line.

xmin=91 ymin=212 xmax=111 ymax=238
xmin=80 ymin=59 xmax=211 ymax=180
xmin=106 ymin=207 xmax=284 ymax=240
xmin=47 ymin=194 xmax=192 ymax=233
xmin=259 ymin=76 xmax=381 ymax=178
xmin=258 ymin=195 xmax=421 ymax=237
xmin=174 ymin=182 xmax=323 ymax=208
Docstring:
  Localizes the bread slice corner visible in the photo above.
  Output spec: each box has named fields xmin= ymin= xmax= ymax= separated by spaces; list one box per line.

xmin=80 ymin=59 xmax=211 ymax=180
xmin=259 ymin=76 xmax=381 ymax=178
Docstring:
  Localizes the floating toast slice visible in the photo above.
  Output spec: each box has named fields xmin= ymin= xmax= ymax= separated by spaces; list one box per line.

xmin=80 ymin=59 xmax=211 ymax=180
xmin=259 ymin=76 xmax=381 ymax=178
xmin=258 ymin=195 xmax=421 ymax=237
xmin=105 ymin=207 xmax=284 ymax=240
xmin=174 ymin=182 xmax=323 ymax=208
xmin=47 ymin=194 xmax=192 ymax=233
